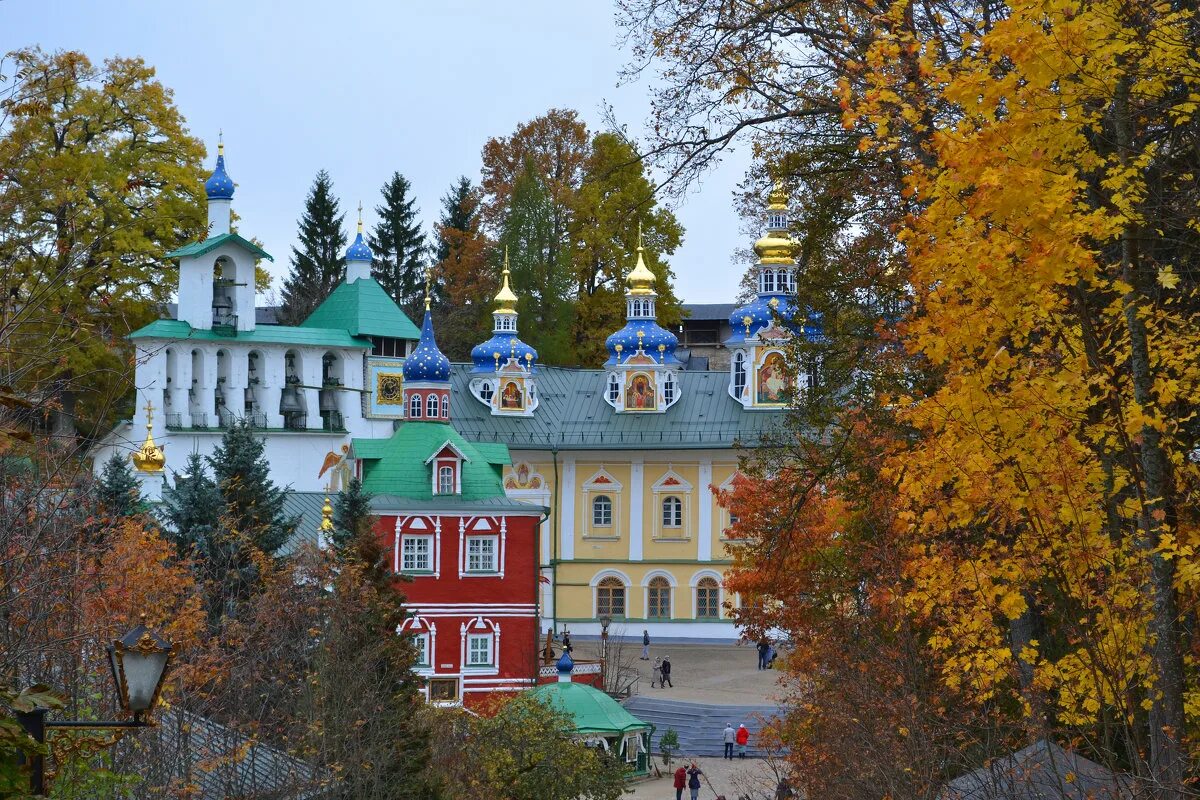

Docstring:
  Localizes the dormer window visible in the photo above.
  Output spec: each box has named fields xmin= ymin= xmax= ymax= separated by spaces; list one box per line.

xmin=438 ymin=465 xmax=454 ymax=494
xmin=607 ymin=374 xmax=620 ymax=404
xmin=663 ymin=372 xmax=677 ymax=405
xmin=427 ymin=442 xmax=468 ymax=495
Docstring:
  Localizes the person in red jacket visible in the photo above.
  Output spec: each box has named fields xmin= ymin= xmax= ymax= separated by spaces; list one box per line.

xmin=736 ymin=723 xmax=750 ymax=758
xmin=673 ymin=765 xmax=687 ymax=800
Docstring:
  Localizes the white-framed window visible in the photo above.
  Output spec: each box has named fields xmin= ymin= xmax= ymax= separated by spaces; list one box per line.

xmin=401 ymin=535 xmax=433 ymax=572
xmin=427 ymin=393 xmax=439 ymax=417
xmin=733 ymin=352 xmax=747 ymax=395
xmin=761 ymin=269 xmax=776 ymax=294
xmin=607 ymin=374 xmax=620 ymax=402
xmin=466 ymin=536 xmax=497 ymax=572
xmin=467 ymin=634 xmax=493 ymax=666
xmin=663 ymin=372 xmax=676 ymax=405
xmin=411 ymin=632 xmax=430 ymax=666
xmin=624 ymin=733 xmax=640 ymax=763
xmin=662 ymin=496 xmax=683 ymax=528
xmin=647 ymin=576 xmax=671 ymax=618
xmin=409 ymin=394 xmax=422 ymax=418
xmin=596 ymin=577 xmax=626 ymax=617
xmin=768 ymin=211 xmax=787 ymax=229
xmin=479 ymin=382 xmax=494 ymax=402
xmin=696 ymin=577 xmax=721 ymax=619
xmin=437 ymin=465 xmax=455 ymax=495
xmin=592 ymin=495 xmax=613 ymax=527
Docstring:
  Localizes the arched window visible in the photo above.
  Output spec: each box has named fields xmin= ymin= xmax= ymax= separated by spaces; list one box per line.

xmin=409 ymin=394 xmax=422 ymax=418
xmin=663 ymin=372 xmax=677 ymax=405
xmin=479 ymin=382 xmax=494 ymax=402
xmin=696 ymin=577 xmax=720 ymax=619
xmin=438 ymin=465 xmax=454 ymax=495
xmin=596 ymin=576 xmax=626 ymax=617
xmin=592 ymin=495 xmax=612 ymax=527
xmin=761 ymin=269 xmax=776 ymax=294
xmin=662 ymin=496 xmax=683 ymax=528
xmin=427 ymin=393 xmax=439 ymax=418
xmin=607 ymin=374 xmax=620 ymax=403
xmin=733 ymin=352 xmax=747 ymax=396
xmin=647 ymin=576 xmax=671 ymax=618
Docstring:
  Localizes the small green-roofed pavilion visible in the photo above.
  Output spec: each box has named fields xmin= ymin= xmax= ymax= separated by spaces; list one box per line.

xmin=302 ymin=278 xmax=420 ymax=340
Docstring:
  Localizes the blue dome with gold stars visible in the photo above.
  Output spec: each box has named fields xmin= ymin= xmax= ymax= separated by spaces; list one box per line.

xmin=403 ymin=310 xmax=451 ymax=383
xmin=724 ymin=293 xmax=801 ymax=345
xmin=471 ymin=333 xmax=538 ymax=374
xmin=204 ymin=152 xmax=235 ymax=200
xmin=605 ymin=320 xmax=680 ymax=367
xmin=345 ymin=231 xmax=372 ymax=262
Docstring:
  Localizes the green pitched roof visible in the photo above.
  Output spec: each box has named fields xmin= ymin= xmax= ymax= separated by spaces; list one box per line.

xmin=166 ymin=232 xmax=273 ymax=261
xmin=302 ymin=278 xmax=420 ymax=340
xmin=129 ymin=319 xmax=371 ymax=348
xmin=353 ymin=422 xmax=512 ymax=501
xmin=530 ymin=682 xmax=651 ymax=735
xmin=447 ymin=364 xmax=785 ymax=451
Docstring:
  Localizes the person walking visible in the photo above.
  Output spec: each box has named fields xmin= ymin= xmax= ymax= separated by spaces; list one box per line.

xmin=651 ymin=657 xmax=663 ymax=688
xmin=660 ymin=654 xmax=673 ymax=688
xmin=641 ymin=629 xmax=650 ymax=660
xmin=736 ymin=723 xmax=750 ymax=758
xmin=757 ymin=639 xmax=770 ymax=670
xmin=686 ymin=763 xmax=703 ymax=800
xmin=673 ymin=765 xmax=687 ymax=800
xmin=722 ymin=722 xmax=736 ymax=759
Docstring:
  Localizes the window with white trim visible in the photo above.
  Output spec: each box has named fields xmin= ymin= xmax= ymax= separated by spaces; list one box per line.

xmin=427 ymin=393 xmax=438 ymax=417
xmin=596 ymin=577 xmax=626 ymax=617
xmin=437 ymin=465 xmax=455 ymax=495
xmin=409 ymin=394 xmax=422 ymax=418
xmin=607 ymin=374 xmax=620 ymax=402
xmin=696 ymin=577 xmax=720 ymax=619
xmin=663 ymin=372 xmax=676 ymax=405
xmin=466 ymin=536 xmax=497 ymax=572
xmin=647 ymin=576 xmax=671 ymax=618
xmin=662 ymin=495 xmax=683 ymax=528
xmin=624 ymin=733 xmax=640 ymax=763
xmin=761 ymin=269 xmax=776 ymax=293
xmin=479 ymin=382 xmax=494 ymax=402
xmin=592 ymin=495 xmax=612 ymax=527
xmin=401 ymin=535 xmax=432 ymax=572
xmin=733 ymin=352 xmax=747 ymax=395
xmin=467 ymin=634 xmax=493 ymax=666
xmin=411 ymin=632 xmax=430 ymax=666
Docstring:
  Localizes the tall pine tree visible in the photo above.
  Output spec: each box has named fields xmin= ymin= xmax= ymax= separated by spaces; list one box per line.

xmin=208 ymin=420 xmax=296 ymax=557
xmin=332 ymin=477 xmax=374 ymax=554
xmin=435 ymin=177 xmax=475 ymax=263
xmin=369 ymin=172 xmax=426 ymax=322
xmin=280 ymin=170 xmax=346 ymax=325
xmin=97 ymin=453 xmax=141 ymax=518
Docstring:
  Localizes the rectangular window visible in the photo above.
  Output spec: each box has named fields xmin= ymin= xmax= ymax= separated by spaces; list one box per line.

xmin=411 ymin=633 xmax=430 ymax=666
xmin=624 ymin=733 xmax=640 ymax=763
xmin=438 ymin=464 xmax=454 ymax=494
xmin=466 ymin=536 xmax=497 ymax=573
xmin=429 ymin=678 xmax=458 ymax=703
xmin=467 ymin=634 xmax=492 ymax=666
xmin=401 ymin=536 xmax=432 ymax=572
xmin=696 ymin=586 xmax=720 ymax=619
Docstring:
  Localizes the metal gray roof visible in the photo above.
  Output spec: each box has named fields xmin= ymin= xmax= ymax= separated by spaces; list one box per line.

xmin=682 ymin=303 xmax=736 ymax=321
xmin=448 ymin=364 xmax=783 ymax=451
xmin=940 ymin=740 xmax=1133 ymax=800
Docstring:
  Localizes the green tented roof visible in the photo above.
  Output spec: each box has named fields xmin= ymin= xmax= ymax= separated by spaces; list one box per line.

xmin=302 ymin=278 xmax=420 ymax=340
xmin=129 ymin=319 xmax=371 ymax=348
xmin=448 ymin=364 xmax=785 ymax=451
xmin=353 ymin=422 xmax=511 ymax=501
xmin=166 ymin=232 xmax=274 ymax=261
xmin=530 ymin=682 xmax=651 ymax=736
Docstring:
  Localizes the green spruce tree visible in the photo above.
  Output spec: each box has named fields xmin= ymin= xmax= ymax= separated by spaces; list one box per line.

xmin=369 ymin=172 xmax=427 ymax=322
xmin=160 ymin=452 xmax=224 ymax=610
xmin=97 ymin=453 xmax=141 ymax=518
xmin=280 ymin=170 xmax=347 ymax=325
xmin=436 ymin=176 xmax=475 ymax=263
xmin=332 ymin=477 xmax=375 ymax=554
xmin=208 ymin=420 xmax=297 ymax=557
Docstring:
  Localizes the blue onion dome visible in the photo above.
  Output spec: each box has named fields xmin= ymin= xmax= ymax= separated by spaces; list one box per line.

xmin=204 ymin=140 xmax=235 ymax=200
xmin=725 ymin=294 xmax=800 ymax=345
xmin=403 ymin=309 xmax=451 ymax=383
xmin=345 ymin=225 xmax=373 ymax=262
xmin=605 ymin=321 xmax=680 ymax=367
xmin=471 ymin=334 xmax=538 ymax=373
xmin=556 ymin=650 xmax=574 ymax=674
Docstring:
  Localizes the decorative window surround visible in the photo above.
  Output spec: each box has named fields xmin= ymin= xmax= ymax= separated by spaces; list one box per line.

xmin=582 ymin=467 xmax=624 ymax=539
xmin=460 ymin=617 xmax=500 ymax=676
xmin=651 ymin=467 xmax=693 ymax=540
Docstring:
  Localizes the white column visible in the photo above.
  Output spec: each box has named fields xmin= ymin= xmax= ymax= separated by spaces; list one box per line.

xmin=227 ymin=351 xmax=248 ymax=420
xmin=629 ymin=459 xmax=644 ymax=561
xmin=175 ymin=354 xmax=194 ymax=428
xmin=262 ymin=350 xmax=284 ymax=429
xmin=192 ymin=350 xmax=216 ymax=429
xmin=698 ymin=459 xmax=713 ymax=562
xmin=560 ymin=457 xmax=576 ymax=560
xmin=302 ymin=353 xmax=322 ymax=430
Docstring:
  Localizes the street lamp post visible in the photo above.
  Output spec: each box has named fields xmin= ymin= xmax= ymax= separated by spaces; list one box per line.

xmin=16 ymin=620 xmax=173 ymax=796
xmin=599 ymin=614 xmax=612 ymax=663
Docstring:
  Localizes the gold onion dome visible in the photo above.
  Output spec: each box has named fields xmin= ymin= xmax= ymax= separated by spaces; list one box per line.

xmin=754 ymin=180 xmax=795 ymax=265
xmin=626 ymin=222 xmax=657 ymax=296
xmin=130 ymin=400 xmax=165 ymax=473
xmin=494 ymin=248 xmax=519 ymax=313
xmin=320 ymin=496 xmax=335 ymax=534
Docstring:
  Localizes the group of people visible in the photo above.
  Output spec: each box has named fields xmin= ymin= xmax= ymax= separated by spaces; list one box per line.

xmin=756 ymin=639 xmax=777 ymax=670
xmin=672 ymin=763 xmax=704 ymax=800
xmin=721 ymin=722 xmax=751 ymax=759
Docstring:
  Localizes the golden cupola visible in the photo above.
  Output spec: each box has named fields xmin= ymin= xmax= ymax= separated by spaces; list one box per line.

xmin=626 ymin=223 xmax=658 ymax=296
xmin=493 ymin=248 xmax=519 ymax=313
xmin=130 ymin=400 xmax=166 ymax=473
xmin=753 ymin=181 xmax=795 ymax=265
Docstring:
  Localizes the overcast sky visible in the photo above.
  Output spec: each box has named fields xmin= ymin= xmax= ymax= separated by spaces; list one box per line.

xmin=3 ymin=0 xmax=753 ymax=305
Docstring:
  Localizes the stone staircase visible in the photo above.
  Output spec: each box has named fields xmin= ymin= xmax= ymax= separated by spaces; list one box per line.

xmin=622 ymin=696 xmax=783 ymax=758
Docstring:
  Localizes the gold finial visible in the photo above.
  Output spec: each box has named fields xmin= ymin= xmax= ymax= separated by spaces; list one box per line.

xmin=767 ymin=179 xmax=787 ymax=210
xmin=615 ymin=343 xmax=624 ymax=363
xmin=218 ymin=129 xmax=224 ymax=157
xmin=626 ymin=221 xmax=657 ymax=296
xmin=320 ymin=496 xmax=335 ymax=534
xmin=493 ymin=247 xmax=519 ymax=313
xmin=743 ymin=315 xmax=753 ymax=335
xmin=357 ymin=202 xmax=364 ymax=235
xmin=755 ymin=178 xmax=794 ymax=265
xmin=131 ymin=398 xmax=166 ymax=473
xmin=425 ymin=270 xmax=432 ymax=311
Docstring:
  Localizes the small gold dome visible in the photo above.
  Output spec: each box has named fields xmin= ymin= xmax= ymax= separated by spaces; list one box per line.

xmin=767 ymin=179 xmax=787 ymax=211
xmin=320 ymin=496 xmax=335 ymax=534
xmin=494 ymin=248 xmax=519 ymax=312
xmin=626 ymin=222 xmax=657 ymax=296
xmin=130 ymin=400 xmax=165 ymax=473
xmin=755 ymin=180 xmax=794 ymax=265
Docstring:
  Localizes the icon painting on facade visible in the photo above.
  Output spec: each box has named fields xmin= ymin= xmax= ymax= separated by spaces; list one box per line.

xmin=625 ymin=372 xmax=657 ymax=411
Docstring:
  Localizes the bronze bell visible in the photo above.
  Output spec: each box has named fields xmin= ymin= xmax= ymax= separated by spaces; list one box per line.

xmin=318 ymin=388 xmax=338 ymax=413
xmin=279 ymin=386 xmax=304 ymax=414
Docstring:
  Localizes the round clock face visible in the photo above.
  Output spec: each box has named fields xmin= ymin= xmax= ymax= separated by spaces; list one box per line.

xmin=378 ymin=375 xmax=403 ymax=402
